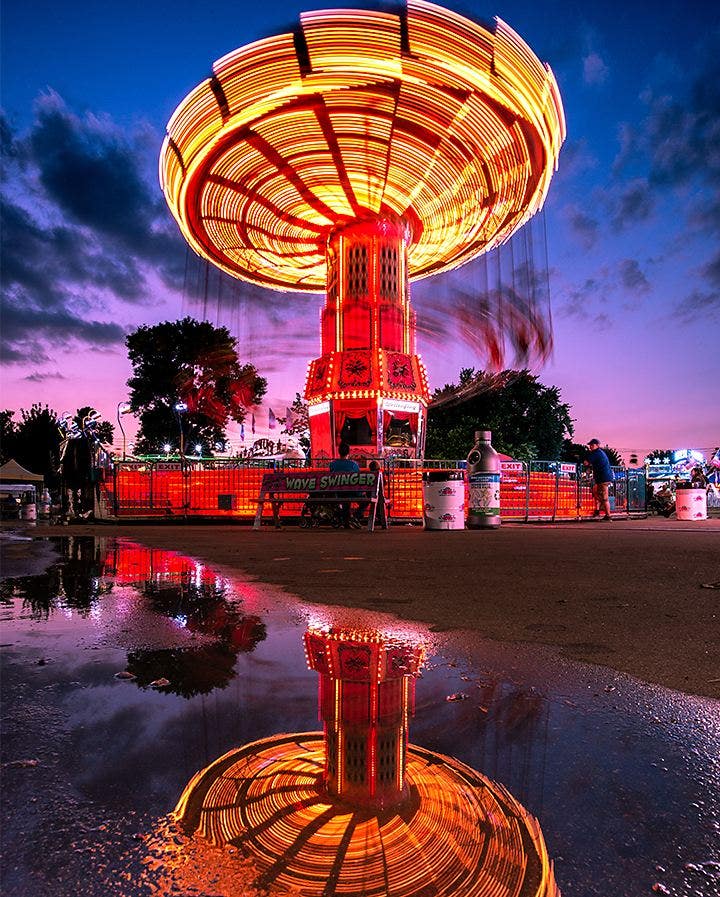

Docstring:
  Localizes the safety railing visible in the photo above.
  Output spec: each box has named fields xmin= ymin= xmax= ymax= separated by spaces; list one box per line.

xmin=101 ymin=458 xmax=646 ymax=522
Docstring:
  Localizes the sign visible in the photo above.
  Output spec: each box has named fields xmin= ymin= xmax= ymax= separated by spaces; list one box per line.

xmin=254 ymin=469 xmax=384 ymax=531
xmin=560 ymin=463 xmax=577 ymax=474
xmin=468 ymin=472 xmax=500 ymax=516
xmin=382 ymin=398 xmax=421 ymax=413
xmin=261 ymin=471 xmax=378 ymax=493
xmin=501 ymin=461 xmax=524 ymax=473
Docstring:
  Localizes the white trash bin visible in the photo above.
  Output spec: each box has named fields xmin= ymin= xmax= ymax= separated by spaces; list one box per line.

xmin=675 ymin=487 xmax=708 ymax=521
xmin=422 ymin=470 xmax=465 ymax=530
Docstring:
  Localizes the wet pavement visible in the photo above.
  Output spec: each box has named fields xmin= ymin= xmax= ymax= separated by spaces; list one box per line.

xmin=1 ymin=534 xmax=718 ymax=896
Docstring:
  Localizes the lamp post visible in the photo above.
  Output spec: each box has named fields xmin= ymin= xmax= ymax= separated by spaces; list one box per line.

xmin=173 ymin=402 xmax=188 ymax=460
xmin=116 ymin=402 xmax=132 ymax=460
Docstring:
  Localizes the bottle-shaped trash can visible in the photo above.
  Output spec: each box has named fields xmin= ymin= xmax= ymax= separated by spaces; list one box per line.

xmin=467 ymin=430 xmax=501 ymax=529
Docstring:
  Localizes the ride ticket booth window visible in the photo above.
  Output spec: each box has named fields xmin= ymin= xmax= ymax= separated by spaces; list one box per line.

xmin=334 ymin=400 xmax=376 ymax=451
xmin=383 ymin=411 xmax=418 ymax=448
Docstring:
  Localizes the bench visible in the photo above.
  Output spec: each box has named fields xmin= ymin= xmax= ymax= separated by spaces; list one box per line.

xmin=253 ymin=469 xmax=389 ymax=532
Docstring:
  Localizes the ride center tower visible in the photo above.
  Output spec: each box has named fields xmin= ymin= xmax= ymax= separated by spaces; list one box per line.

xmin=159 ymin=0 xmax=565 ymax=459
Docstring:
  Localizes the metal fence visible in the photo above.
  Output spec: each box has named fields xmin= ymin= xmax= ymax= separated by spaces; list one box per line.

xmin=101 ymin=458 xmax=647 ymax=523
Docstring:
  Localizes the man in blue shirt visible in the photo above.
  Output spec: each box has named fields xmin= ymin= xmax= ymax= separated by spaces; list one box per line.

xmin=586 ymin=438 xmax=614 ymax=520
xmin=330 ymin=442 xmax=360 ymax=527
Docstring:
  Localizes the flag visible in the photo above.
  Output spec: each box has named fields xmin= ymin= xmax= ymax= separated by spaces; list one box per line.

xmin=251 ymin=413 xmax=256 ymax=434
xmin=285 ymin=406 xmax=296 ymax=429
xmin=268 ymin=408 xmax=277 ymax=430
xmin=240 ymin=423 xmax=245 ymax=442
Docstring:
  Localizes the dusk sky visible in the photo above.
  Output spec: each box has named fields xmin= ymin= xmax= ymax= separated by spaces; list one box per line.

xmin=2 ymin=0 xmax=718 ymax=460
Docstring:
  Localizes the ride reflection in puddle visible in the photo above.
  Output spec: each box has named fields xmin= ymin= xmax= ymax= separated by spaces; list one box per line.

xmin=151 ymin=619 xmax=559 ymax=896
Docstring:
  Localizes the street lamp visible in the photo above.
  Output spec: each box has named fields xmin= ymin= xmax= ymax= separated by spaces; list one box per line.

xmin=163 ymin=443 xmax=172 ymax=457
xmin=116 ymin=402 xmax=132 ymax=460
xmin=173 ymin=402 xmax=188 ymax=459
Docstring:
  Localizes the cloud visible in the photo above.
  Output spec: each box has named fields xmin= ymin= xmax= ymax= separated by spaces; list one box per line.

xmin=561 ymin=204 xmax=599 ymax=249
xmin=674 ymin=288 xmax=720 ymax=323
xmin=23 ymin=371 xmax=67 ymax=382
xmin=0 ymin=92 xmax=187 ymax=364
xmin=608 ymin=178 xmax=654 ymax=231
xmin=615 ymin=34 xmax=720 ymax=199
xmin=583 ymin=52 xmax=608 ymax=86
xmin=556 ymin=274 xmax=612 ymax=328
xmin=618 ymin=259 xmax=650 ymax=296
xmin=700 ymin=250 xmax=720 ymax=289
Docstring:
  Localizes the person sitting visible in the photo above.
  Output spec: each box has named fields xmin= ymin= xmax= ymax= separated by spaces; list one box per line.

xmin=330 ymin=442 xmax=360 ymax=528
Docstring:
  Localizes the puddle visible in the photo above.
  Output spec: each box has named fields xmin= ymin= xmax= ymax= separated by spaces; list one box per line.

xmin=0 ymin=536 xmax=718 ymax=897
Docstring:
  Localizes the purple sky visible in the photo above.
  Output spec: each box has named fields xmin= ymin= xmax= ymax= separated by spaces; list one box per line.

xmin=1 ymin=0 xmax=718 ymax=460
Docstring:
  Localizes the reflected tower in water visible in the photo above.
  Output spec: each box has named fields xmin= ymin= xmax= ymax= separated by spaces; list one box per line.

xmin=173 ymin=623 xmax=559 ymax=895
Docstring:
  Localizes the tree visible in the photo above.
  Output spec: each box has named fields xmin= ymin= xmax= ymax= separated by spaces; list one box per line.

xmin=560 ymin=439 xmax=623 ymax=467
xmin=279 ymin=393 xmax=310 ymax=452
xmin=0 ymin=410 xmax=16 ymax=464
xmin=560 ymin=439 xmax=589 ymax=464
xmin=426 ymin=369 xmax=574 ymax=460
xmin=601 ymin=445 xmax=623 ymax=467
xmin=7 ymin=404 xmax=62 ymax=485
xmin=126 ymin=317 xmax=267 ymax=455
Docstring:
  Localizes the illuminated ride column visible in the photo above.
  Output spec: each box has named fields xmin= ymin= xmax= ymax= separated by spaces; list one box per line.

xmin=304 ymin=625 xmax=424 ymax=811
xmin=305 ymin=218 xmax=430 ymax=460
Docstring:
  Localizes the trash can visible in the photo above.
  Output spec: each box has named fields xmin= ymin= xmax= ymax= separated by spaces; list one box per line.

xmin=422 ymin=470 xmax=465 ymax=530
xmin=20 ymin=502 xmax=37 ymax=522
xmin=675 ymin=487 xmax=708 ymax=521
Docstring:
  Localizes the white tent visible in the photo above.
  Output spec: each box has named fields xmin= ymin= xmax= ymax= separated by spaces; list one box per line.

xmin=0 ymin=459 xmax=44 ymax=485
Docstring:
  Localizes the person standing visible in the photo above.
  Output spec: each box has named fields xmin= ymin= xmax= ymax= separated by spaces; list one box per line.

xmin=330 ymin=442 xmax=360 ymax=528
xmin=586 ymin=438 xmax=614 ymax=520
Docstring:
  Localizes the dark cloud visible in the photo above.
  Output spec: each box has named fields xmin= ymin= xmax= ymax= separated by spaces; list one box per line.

xmin=557 ymin=274 xmax=612 ymax=329
xmin=618 ymin=259 xmax=650 ymax=296
xmin=700 ymin=250 xmax=720 ymax=289
xmin=1 ymin=341 xmax=50 ymax=364
xmin=1 ymin=302 xmax=125 ymax=356
xmin=23 ymin=371 xmax=67 ymax=382
xmin=561 ymin=204 xmax=599 ymax=249
xmin=674 ymin=288 xmax=720 ymax=323
xmin=1 ymin=92 xmax=187 ymax=363
xmin=614 ymin=34 xmax=720 ymax=204
xmin=674 ymin=248 xmax=720 ymax=321
xmin=608 ymin=178 xmax=654 ymax=230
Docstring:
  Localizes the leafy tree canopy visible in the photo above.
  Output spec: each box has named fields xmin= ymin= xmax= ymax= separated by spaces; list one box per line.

xmin=126 ymin=317 xmax=267 ymax=455
xmin=427 ymin=369 xmax=574 ymax=461
xmin=560 ymin=439 xmax=624 ymax=467
xmin=0 ymin=404 xmax=62 ymax=485
xmin=0 ymin=410 xmax=15 ymax=465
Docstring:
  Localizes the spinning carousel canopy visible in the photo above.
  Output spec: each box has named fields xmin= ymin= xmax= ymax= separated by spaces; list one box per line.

xmin=160 ymin=0 xmax=565 ymax=292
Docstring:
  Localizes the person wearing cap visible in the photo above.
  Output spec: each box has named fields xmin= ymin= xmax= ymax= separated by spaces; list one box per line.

xmin=586 ymin=438 xmax=614 ymax=520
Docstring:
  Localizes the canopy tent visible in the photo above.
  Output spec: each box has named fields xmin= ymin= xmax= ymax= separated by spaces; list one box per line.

xmin=0 ymin=459 xmax=44 ymax=485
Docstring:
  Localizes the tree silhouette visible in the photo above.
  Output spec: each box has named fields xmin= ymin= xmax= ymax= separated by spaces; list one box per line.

xmin=427 ymin=370 xmax=573 ymax=460
xmin=126 ymin=317 xmax=267 ymax=454
xmin=2 ymin=404 xmax=62 ymax=485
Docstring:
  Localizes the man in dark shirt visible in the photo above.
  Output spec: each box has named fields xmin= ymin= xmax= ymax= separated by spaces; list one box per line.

xmin=586 ymin=438 xmax=614 ymax=520
xmin=329 ymin=442 xmax=360 ymax=528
